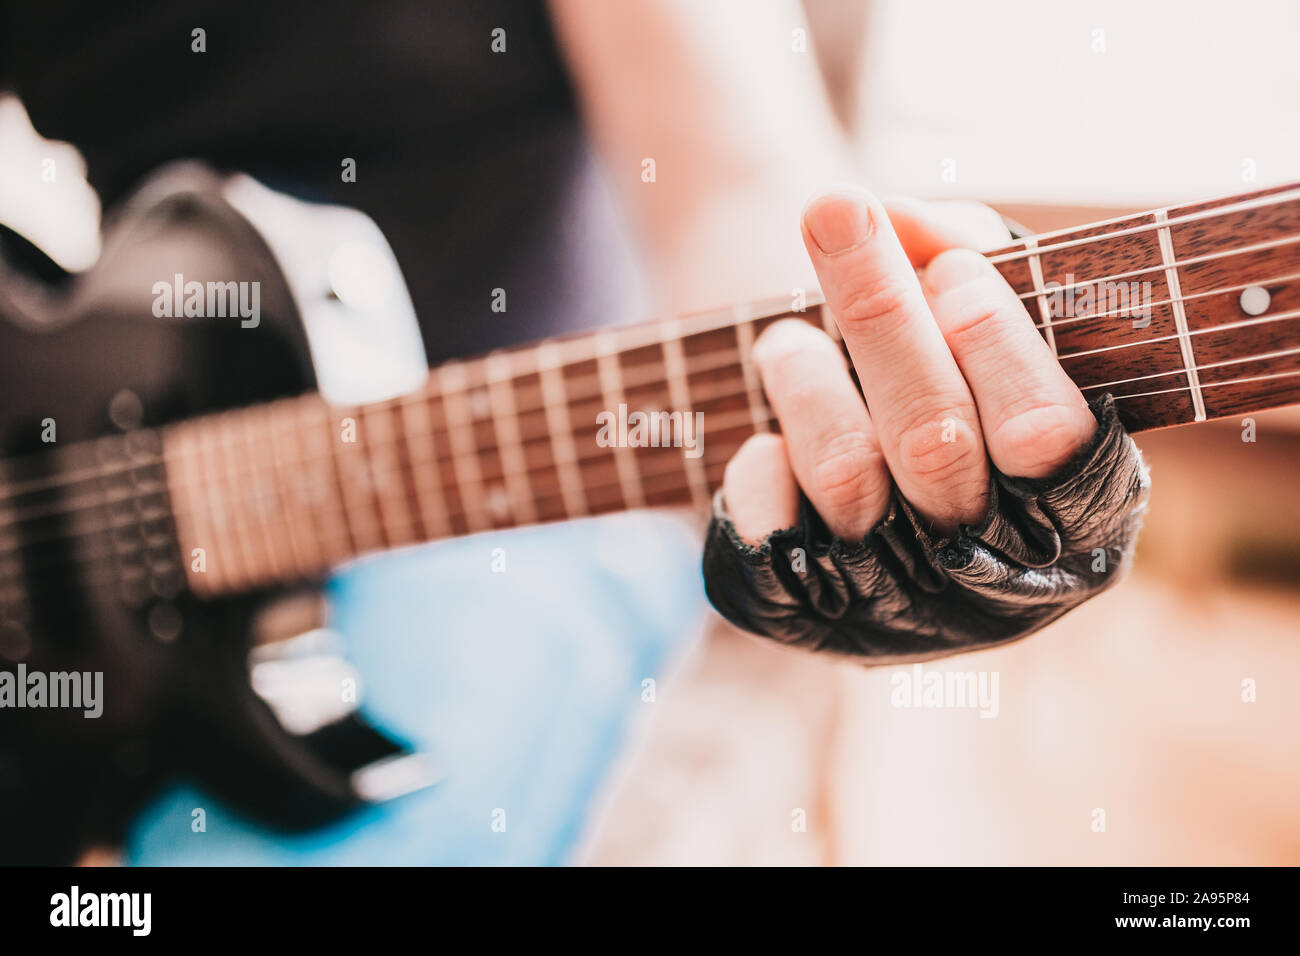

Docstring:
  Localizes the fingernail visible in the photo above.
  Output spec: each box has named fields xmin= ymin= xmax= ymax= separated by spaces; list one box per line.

xmin=804 ymin=190 xmax=874 ymax=255
xmin=923 ymin=247 xmax=990 ymax=294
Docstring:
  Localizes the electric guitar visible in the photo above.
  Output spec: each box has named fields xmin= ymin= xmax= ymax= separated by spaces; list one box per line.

xmin=2 ymin=168 xmax=1297 ymax=863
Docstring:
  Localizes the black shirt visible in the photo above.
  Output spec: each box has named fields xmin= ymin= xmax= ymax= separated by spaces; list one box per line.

xmin=0 ymin=0 xmax=644 ymax=362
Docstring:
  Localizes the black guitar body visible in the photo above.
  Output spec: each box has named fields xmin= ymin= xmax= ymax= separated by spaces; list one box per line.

xmin=0 ymin=167 xmax=402 ymax=863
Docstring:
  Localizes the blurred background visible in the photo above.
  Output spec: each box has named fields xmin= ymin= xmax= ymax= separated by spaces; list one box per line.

xmin=2 ymin=0 xmax=1297 ymax=865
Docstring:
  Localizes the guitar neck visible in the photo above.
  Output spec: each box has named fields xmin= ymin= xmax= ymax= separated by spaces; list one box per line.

xmin=164 ymin=182 xmax=1300 ymax=596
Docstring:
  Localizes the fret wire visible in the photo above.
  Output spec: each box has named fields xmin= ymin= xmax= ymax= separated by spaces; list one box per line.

xmin=6 ymin=229 xmax=1300 ymax=511
xmin=417 ymin=292 xmax=818 ymax=402
xmin=300 ymin=396 xmax=354 ymax=566
xmin=28 ymin=332 xmax=1300 ymax=556
xmin=237 ymin=404 xmax=292 ymax=583
xmin=7 ymin=190 xmax=1298 ymax=555
xmin=339 ymin=406 xmax=386 ymax=552
xmin=164 ymin=426 xmax=215 ymax=595
xmin=266 ymin=399 xmax=325 ymax=578
xmin=12 ymin=356 xmax=1300 ymax=585
xmin=302 ymin=403 xmax=342 ymax=570
xmin=660 ymin=317 xmax=710 ymax=510
xmin=437 ymin=361 xmax=492 ymax=532
xmin=1103 ymin=366 xmax=1300 ymax=403
xmin=226 ymin=408 xmax=281 ymax=584
xmin=3 ymin=254 xmax=1300 ymax=515
xmin=357 ymin=404 xmax=395 ymax=546
xmin=1154 ymin=208 xmax=1207 ymax=422
xmin=485 ymin=353 xmax=537 ymax=527
xmin=1080 ymin=345 xmax=1300 ymax=393
xmin=1009 ymin=232 xmax=1300 ymax=304
xmin=537 ymin=343 xmax=588 ymax=518
xmin=252 ymin=404 xmax=296 ymax=577
xmin=384 ymin=396 xmax=427 ymax=544
xmin=732 ymin=308 xmax=770 ymax=435
xmin=989 ymin=186 xmax=1300 ymax=265
xmin=7 ymin=421 xmax=776 ymax=585
xmin=5 ymin=190 xmax=1299 ymax=513
xmin=155 ymin=365 xmax=1300 ymax=508
xmin=175 ymin=424 xmax=213 ymax=590
xmin=316 ymin=402 xmax=359 ymax=559
xmin=20 ymin=247 xmax=1300 ymax=570
xmin=1023 ymin=269 xmax=1300 ymax=332
xmin=360 ymin=401 xmax=418 ymax=548
xmin=0 ymin=430 xmax=747 ymax=593
xmin=299 ymin=397 xmax=345 ymax=569
xmin=595 ymin=330 xmax=647 ymax=509
xmin=10 ymin=305 xmax=1300 ymax=538
xmin=7 ymin=304 xmax=1300 ymax=541
xmin=1057 ymin=306 xmax=1300 ymax=362
xmin=144 ymin=345 xmax=1300 ymax=522
xmin=1023 ymin=237 xmax=1058 ymax=356
xmin=190 ymin=416 xmax=229 ymax=589
xmin=20 ymin=361 xmax=1300 ymax=593
xmin=204 ymin=413 xmax=256 ymax=591
xmin=1 ymin=334 xmax=757 ymax=514
xmin=357 ymin=406 xmax=393 ymax=550
xmin=398 ymin=388 xmax=452 ymax=540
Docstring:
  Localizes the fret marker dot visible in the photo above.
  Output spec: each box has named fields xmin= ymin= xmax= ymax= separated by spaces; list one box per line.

xmin=148 ymin=602 xmax=183 ymax=643
xmin=486 ymin=487 xmax=510 ymax=519
xmin=1239 ymin=286 xmax=1270 ymax=316
xmin=108 ymin=389 xmax=143 ymax=431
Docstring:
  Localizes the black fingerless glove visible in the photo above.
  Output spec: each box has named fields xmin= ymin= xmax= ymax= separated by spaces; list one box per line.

xmin=702 ymin=394 xmax=1150 ymax=664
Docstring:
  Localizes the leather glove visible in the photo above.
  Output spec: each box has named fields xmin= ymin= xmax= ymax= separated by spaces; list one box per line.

xmin=702 ymin=393 xmax=1149 ymax=664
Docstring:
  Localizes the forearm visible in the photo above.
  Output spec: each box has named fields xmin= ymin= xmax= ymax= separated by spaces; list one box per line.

xmin=549 ymin=0 xmax=857 ymax=313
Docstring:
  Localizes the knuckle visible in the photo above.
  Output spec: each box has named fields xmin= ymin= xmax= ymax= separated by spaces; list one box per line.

xmin=809 ymin=431 xmax=883 ymax=512
xmin=833 ymin=272 xmax=916 ymax=330
xmin=938 ymin=293 xmax=1007 ymax=346
xmin=895 ymin=413 xmax=983 ymax=482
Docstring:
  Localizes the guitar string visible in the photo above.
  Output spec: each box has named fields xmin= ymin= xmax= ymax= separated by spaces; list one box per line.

xmin=1024 ymin=267 xmax=1300 ymax=331
xmin=1009 ymin=232 xmax=1300 ymax=305
xmin=1 ymin=197 xmax=1298 ymax=507
xmin=1078 ymin=345 xmax=1300 ymax=393
xmin=2 ymin=265 xmax=1299 ymax=513
xmin=4 ymin=187 xmax=1297 ymax=604
xmin=0 ymin=180 xmax=1293 ymax=501
xmin=3 ymin=356 xmax=1300 ymax=592
xmin=11 ymin=360 xmax=1300 ymax=601
xmin=0 ymin=349 xmax=760 ymax=524
xmin=7 ymin=361 xmax=1300 ymax=606
xmin=1046 ymin=306 xmax=1300 ymax=361
xmin=0 ymin=199 xmax=1297 ymax=510
xmin=987 ymin=186 xmax=1300 ymax=266
xmin=0 ymin=193 xmax=1297 ymax=510
xmin=2 ymin=303 xmax=1300 ymax=537
xmin=4 ymin=297 xmax=1300 ymax=536
xmin=0 ymin=422 xmax=758 ymax=596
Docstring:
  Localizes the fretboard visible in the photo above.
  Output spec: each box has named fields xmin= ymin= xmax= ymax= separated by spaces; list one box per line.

xmin=165 ymin=182 xmax=1300 ymax=596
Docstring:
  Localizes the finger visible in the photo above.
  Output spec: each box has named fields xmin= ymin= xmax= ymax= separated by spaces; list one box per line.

xmin=923 ymin=248 xmax=1097 ymax=478
xmin=884 ymin=197 xmax=1013 ymax=266
xmin=722 ymin=433 xmax=799 ymax=546
xmin=750 ymin=319 xmax=890 ymax=540
xmin=801 ymin=187 xmax=988 ymax=531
